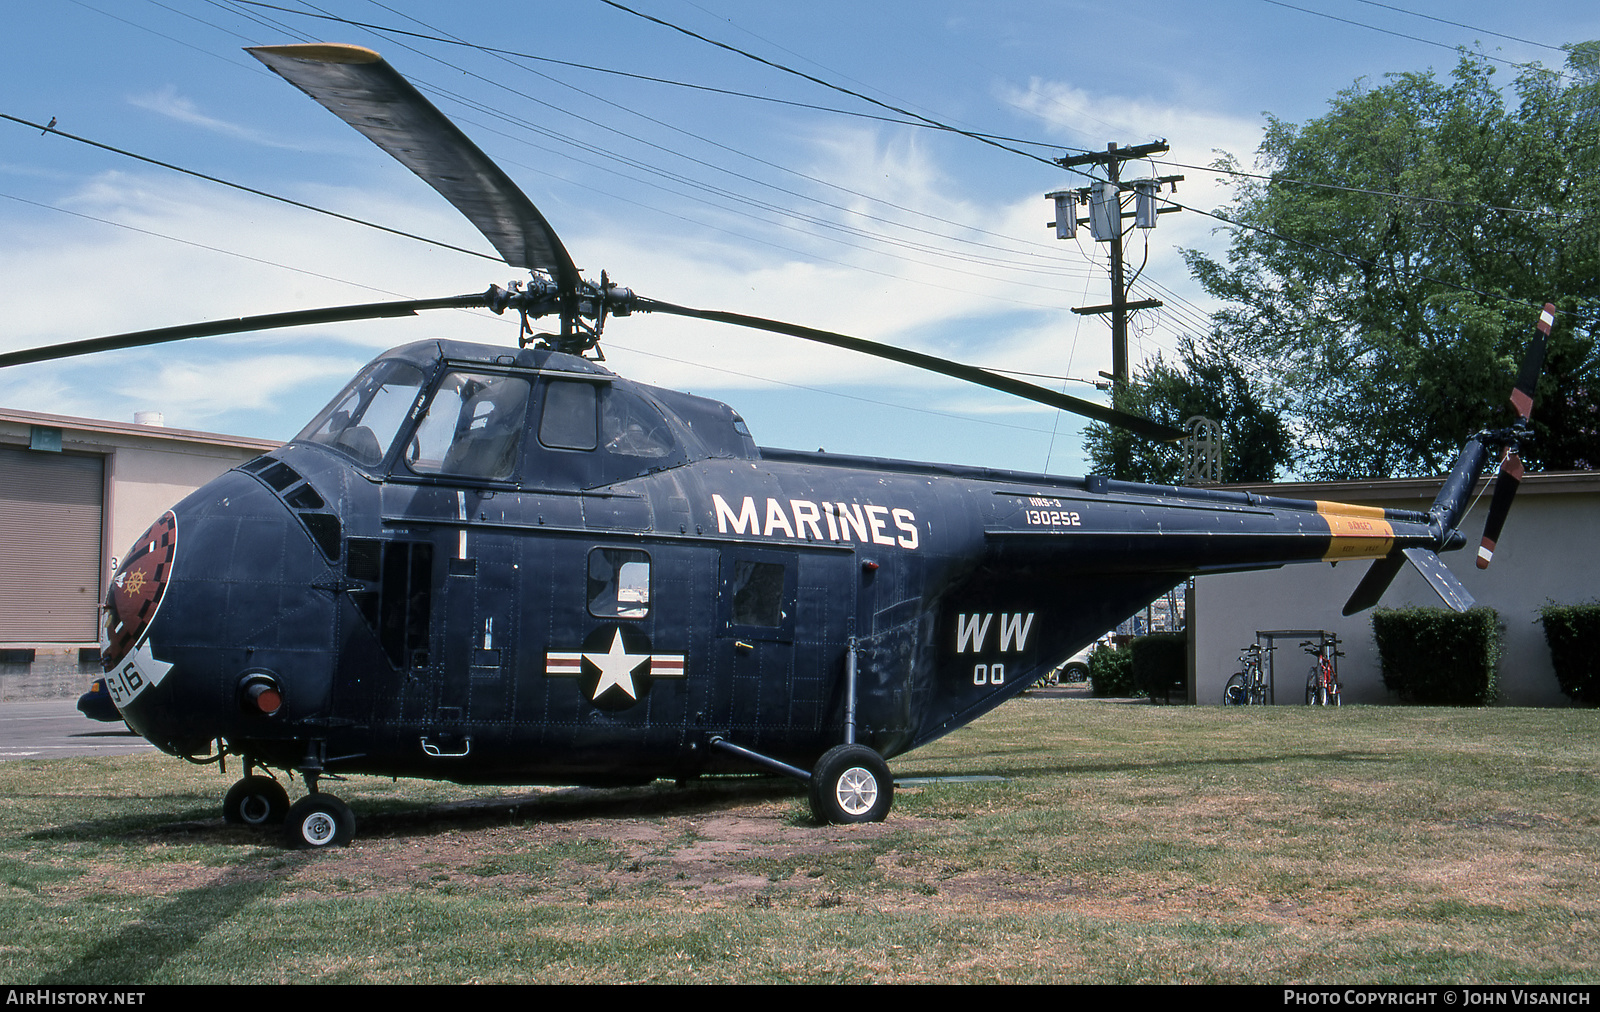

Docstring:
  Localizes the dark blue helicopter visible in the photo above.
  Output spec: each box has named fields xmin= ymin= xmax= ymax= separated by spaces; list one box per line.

xmin=3 ymin=45 xmax=1550 ymax=848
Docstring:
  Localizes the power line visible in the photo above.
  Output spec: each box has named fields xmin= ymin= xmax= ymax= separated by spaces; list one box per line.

xmin=227 ymin=0 xmax=1085 ymax=148
xmin=587 ymin=0 xmax=1571 ymax=327
xmin=1255 ymin=0 xmax=1564 ymax=71
xmin=1150 ymin=158 xmax=1578 ymax=221
xmin=0 ymin=112 xmax=504 ymax=264
xmin=229 ymin=1 xmax=1103 ymax=280
xmin=594 ymin=0 xmax=1067 ymax=173
xmin=1349 ymin=0 xmax=1568 ymax=53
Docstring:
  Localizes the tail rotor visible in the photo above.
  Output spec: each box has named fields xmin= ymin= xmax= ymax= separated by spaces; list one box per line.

xmin=1476 ymin=303 xmax=1554 ymax=570
xmin=1341 ymin=300 xmax=1556 ymax=615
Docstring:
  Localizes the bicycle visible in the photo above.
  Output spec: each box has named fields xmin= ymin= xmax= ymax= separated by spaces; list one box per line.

xmin=1223 ymin=643 xmax=1271 ymax=705
xmin=1302 ymin=639 xmax=1343 ymax=706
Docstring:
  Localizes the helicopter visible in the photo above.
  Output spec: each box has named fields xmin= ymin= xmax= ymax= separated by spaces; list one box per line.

xmin=2 ymin=44 xmax=1551 ymax=848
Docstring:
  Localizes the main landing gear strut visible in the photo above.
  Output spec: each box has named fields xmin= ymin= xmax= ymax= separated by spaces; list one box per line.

xmin=709 ymin=638 xmax=894 ymax=825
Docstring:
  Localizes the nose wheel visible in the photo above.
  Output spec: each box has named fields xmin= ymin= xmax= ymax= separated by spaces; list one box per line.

xmin=809 ymin=744 xmax=893 ymax=824
xmin=223 ymin=775 xmax=289 ymax=826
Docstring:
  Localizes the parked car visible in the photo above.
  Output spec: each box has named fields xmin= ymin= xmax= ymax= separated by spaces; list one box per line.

xmin=1031 ymin=639 xmax=1106 ymax=689
xmin=1056 ymin=644 xmax=1094 ymax=683
xmin=77 ymin=678 xmax=121 ymax=723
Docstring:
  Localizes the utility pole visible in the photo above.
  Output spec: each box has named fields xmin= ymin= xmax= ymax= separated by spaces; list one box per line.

xmin=1046 ymin=141 xmax=1183 ymax=384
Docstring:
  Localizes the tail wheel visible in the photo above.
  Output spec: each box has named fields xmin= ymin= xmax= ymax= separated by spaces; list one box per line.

xmin=809 ymin=744 xmax=893 ymax=825
xmin=223 ymin=775 xmax=289 ymax=826
xmin=284 ymin=794 xmax=356 ymax=849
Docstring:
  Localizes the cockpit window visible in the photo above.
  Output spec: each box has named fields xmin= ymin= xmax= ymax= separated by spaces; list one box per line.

xmin=297 ymin=360 xmax=427 ymax=467
xmin=406 ymin=371 xmax=531 ymax=481
xmin=601 ymin=387 xmax=677 ymax=459
xmin=539 ymin=380 xmax=599 ymax=450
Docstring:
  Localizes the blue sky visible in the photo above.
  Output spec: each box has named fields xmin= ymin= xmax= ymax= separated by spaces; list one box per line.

xmin=2 ymin=0 xmax=1595 ymax=476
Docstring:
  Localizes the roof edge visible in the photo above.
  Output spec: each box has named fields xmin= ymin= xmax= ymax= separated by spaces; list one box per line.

xmin=1222 ymin=469 xmax=1600 ymax=502
xmin=0 ymin=406 xmax=282 ymax=453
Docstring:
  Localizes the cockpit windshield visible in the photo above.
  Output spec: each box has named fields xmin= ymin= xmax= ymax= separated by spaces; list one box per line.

xmin=296 ymin=360 xmax=427 ymax=468
xmin=405 ymin=371 xmax=531 ymax=481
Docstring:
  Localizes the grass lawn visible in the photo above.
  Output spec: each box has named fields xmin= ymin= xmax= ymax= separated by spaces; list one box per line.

xmin=1 ymin=698 xmax=1595 ymax=984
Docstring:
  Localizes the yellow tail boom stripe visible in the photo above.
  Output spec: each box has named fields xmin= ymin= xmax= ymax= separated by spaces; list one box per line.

xmin=1315 ymin=501 xmax=1395 ymax=561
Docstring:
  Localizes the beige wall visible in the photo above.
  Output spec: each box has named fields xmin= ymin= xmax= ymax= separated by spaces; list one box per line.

xmin=0 ymin=408 xmax=279 ymax=648
xmin=1192 ymin=473 xmax=1600 ymax=708
xmin=101 ymin=441 xmax=273 ymax=577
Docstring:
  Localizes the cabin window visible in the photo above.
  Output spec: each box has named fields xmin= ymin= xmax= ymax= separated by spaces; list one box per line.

xmin=730 ymin=560 xmax=786 ymax=627
xmin=539 ymin=380 xmax=599 ymax=450
xmin=407 ymin=371 xmax=531 ymax=481
xmin=588 ymin=548 xmax=651 ymax=619
xmin=718 ymin=549 xmax=796 ymax=642
xmin=297 ymin=360 xmax=427 ymax=467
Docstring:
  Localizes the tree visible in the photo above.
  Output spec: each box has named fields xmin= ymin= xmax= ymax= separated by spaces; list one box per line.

xmin=1086 ymin=335 xmax=1292 ymax=483
xmin=1180 ymin=47 xmax=1600 ymax=480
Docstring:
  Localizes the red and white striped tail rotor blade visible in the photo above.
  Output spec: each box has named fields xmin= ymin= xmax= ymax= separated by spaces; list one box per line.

xmin=1510 ymin=303 xmax=1555 ymax=421
xmin=1478 ymin=302 xmax=1556 ymax=569
xmin=1477 ymin=449 xmax=1524 ymax=569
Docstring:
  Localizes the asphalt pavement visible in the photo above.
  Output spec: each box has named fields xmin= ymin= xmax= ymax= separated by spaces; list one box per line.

xmin=0 ymin=699 xmax=157 ymax=760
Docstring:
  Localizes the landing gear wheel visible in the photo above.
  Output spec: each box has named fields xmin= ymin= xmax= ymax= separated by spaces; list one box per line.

xmin=809 ymin=744 xmax=893 ymax=825
xmin=223 ymin=775 xmax=289 ymax=826
xmin=284 ymin=794 xmax=355 ymax=849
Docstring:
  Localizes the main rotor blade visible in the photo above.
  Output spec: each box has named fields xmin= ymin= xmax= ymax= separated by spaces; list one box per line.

xmin=0 ymin=293 xmax=493 ymax=369
xmin=635 ymin=298 xmax=1185 ymax=441
xmin=248 ymin=44 xmax=580 ymax=289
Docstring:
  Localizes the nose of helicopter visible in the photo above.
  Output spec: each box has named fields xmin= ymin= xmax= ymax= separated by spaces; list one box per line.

xmin=101 ymin=463 xmax=339 ymax=755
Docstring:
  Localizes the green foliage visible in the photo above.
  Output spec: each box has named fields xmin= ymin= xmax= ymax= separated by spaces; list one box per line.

xmin=1371 ymin=607 xmax=1503 ymax=705
xmin=1130 ymin=632 xmax=1188 ymax=699
xmin=1087 ymin=635 xmax=1188 ymax=698
xmin=1184 ymin=49 xmax=1600 ymax=479
xmin=1539 ymin=602 xmax=1600 ymax=705
xmin=1086 ymin=336 xmax=1293 ymax=483
xmin=1087 ymin=641 xmax=1137 ymax=697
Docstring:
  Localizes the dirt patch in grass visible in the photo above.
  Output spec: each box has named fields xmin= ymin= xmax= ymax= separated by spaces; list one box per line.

xmin=284 ymin=792 xmax=907 ymax=907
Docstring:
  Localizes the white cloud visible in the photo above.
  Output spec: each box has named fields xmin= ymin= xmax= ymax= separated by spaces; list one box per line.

xmin=126 ymin=86 xmax=302 ymax=149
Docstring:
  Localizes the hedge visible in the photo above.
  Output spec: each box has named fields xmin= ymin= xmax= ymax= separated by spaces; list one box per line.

xmin=1540 ymin=603 xmax=1600 ymax=706
xmin=1131 ymin=633 xmax=1187 ymax=700
xmin=1087 ymin=642 xmax=1137 ymax=697
xmin=1371 ymin=606 xmax=1502 ymax=706
xmin=1087 ymin=634 xmax=1188 ymax=699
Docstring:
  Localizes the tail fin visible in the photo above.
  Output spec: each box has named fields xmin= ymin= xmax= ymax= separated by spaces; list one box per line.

xmin=1342 ymin=547 xmax=1475 ymax=615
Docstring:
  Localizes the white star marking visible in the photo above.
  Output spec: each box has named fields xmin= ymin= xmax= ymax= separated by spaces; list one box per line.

xmin=584 ymin=628 xmax=650 ymax=700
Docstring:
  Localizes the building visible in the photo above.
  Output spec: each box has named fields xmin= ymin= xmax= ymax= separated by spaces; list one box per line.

xmin=0 ymin=408 xmax=279 ymax=700
xmin=1190 ymin=470 xmax=1600 ymax=708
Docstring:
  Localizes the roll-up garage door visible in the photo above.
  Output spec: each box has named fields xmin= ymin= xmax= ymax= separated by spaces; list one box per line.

xmin=0 ymin=446 xmax=105 ymax=642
